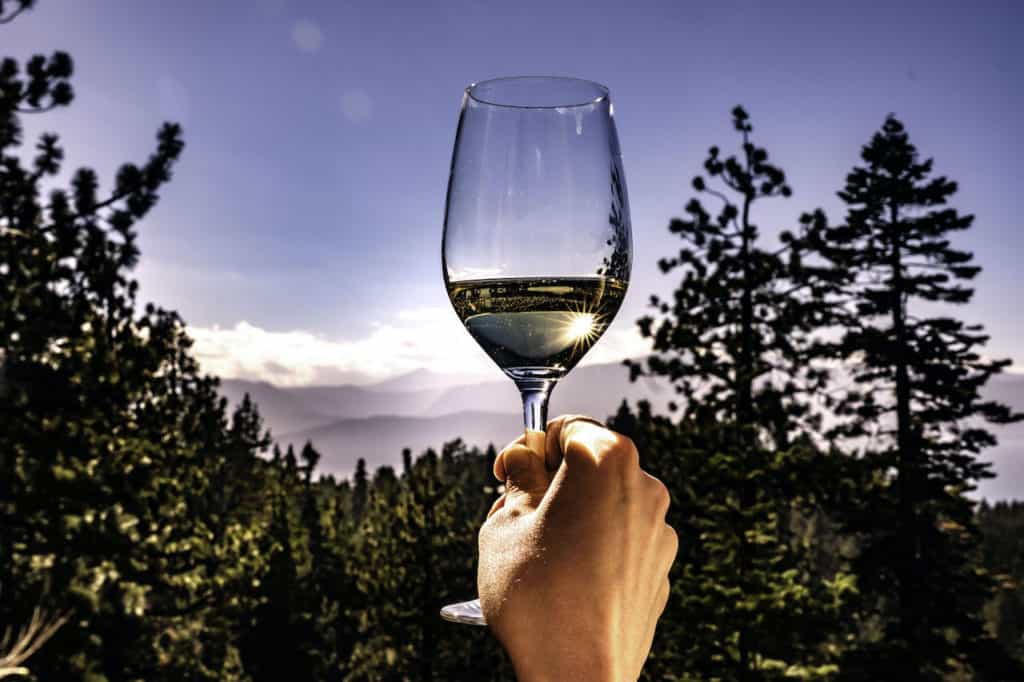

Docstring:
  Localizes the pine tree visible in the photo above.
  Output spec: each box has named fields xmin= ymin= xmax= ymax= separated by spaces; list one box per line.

xmin=629 ymin=105 xmax=834 ymax=437
xmin=321 ymin=476 xmax=361 ymax=677
xmin=978 ymin=501 xmax=1024 ymax=665
xmin=624 ymin=106 xmax=852 ymax=680
xmin=808 ymin=116 xmax=1023 ymax=680
xmin=284 ymin=443 xmax=298 ymax=471
xmin=300 ymin=442 xmax=325 ymax=566
xmin=0 ymin=6 xmax=272 ymax=678
xmin=345 ymin=442 xmax=510 ymax=680
xmin=402 ymin=447 xmax=413 ymax=478
xmin=244 ymin=478 xmax=308 ymax=680
xmin=352 ymin=458 xmax=369 ymax=522
xmin=300 ymin=439 xmax=321 ymax=481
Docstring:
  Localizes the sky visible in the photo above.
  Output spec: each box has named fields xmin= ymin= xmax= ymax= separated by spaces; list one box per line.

xmin=7 ymin=0 xmax=1023 ymax=386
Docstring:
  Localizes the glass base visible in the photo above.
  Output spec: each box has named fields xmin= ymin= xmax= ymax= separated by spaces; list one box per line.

xmin=440 ymin=598 xmax=486 ymax=625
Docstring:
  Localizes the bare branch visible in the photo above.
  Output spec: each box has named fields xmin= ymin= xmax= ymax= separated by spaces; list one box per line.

xmin=702 ymin=186 xmax=731 ymax=208
xmin=0 ymin=606 xmax=70 ymax=679
xmin=699 ymin=186 xmax=742 ymax=232
xmin=14 ymin=104 xmax=60 ymax=115
xmin=0 ymin=3 xmax=30 ymax=24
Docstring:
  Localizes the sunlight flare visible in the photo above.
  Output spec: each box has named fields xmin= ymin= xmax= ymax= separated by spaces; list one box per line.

xmin=564 ymin=312 xmax=597 ymax=341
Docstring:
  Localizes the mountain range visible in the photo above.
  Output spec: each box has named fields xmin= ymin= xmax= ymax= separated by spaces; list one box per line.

xmin=220 ymin=362 xmax=670 ymax=474
xmin=220 ymin=365 xmax=1022 ymax=501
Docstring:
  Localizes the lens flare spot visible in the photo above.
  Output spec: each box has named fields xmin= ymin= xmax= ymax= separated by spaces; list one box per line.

xmin=563 ymin=313 xmax=596 ymax=341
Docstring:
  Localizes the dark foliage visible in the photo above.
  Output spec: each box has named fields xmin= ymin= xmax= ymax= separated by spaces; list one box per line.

xmin=623 ymin=107 xmax=853 ymax=680
xmin=803 ymin=115 xmax=1023 ymax=681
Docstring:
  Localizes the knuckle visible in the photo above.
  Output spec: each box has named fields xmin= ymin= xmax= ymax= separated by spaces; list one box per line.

xmin=602 ymin=434 xmax=639 ymax=474
xmin=616 ymin=433 xmax=640 ymax=461
xmin=563 ymin=425 xmax=644 ymax=487
xmin=659 ymin=578 xmax=671 ymax=610
xmin=664 ymin=525 xmax=679 ymax=560
xmin=650 ymin=476 xmax=670 ymax=513
xmin=562 ymin=437 xmax=596 ymax=469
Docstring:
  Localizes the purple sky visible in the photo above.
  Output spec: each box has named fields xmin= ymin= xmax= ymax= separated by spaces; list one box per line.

xmin=7 ymin=0 xmax=1022 ymax=385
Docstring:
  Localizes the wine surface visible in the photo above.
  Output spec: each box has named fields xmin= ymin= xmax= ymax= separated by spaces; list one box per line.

xmin=447 ymin=276 xmax=627 ymax=374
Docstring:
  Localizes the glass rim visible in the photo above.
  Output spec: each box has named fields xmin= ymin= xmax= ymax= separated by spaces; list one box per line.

xmin=465 ymin=76 xmax=610 ymax=110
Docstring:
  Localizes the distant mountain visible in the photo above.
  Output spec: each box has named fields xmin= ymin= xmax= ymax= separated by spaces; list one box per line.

xmin=981 ymin=373 xmax=1024 ymax=409
xmin=225 ymin=364 xmax=1022 ymax=500
xmin=365 ymin=368 xmax=486 ymax=393
xmin=219 ymin=379 xmax=334 ymax=435
xmin=246 ymin=360 xmax=672 ymax=478
xmin=220 ymin=379 xmax=443 ymax=435
xmin=983 ymin=424 xmax=1023 ymax=501
xmin=221 ymin=361 xmax=670 ymax=435
xmin=279 ymin=410 xmax=522 ymax=478
xmin=979 ymin=374 xmax=1024 ymax=501
xmin=422 ymin=361 xmax=672 ymax=419
xmin=286 ymin=384 xmax=443 ymax=419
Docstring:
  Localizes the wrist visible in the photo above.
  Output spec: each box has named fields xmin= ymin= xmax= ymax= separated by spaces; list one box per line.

xmin=510 ymin=650 xmax=624 ymax=682
xmin=515 ymin=667 xmax=621 ymax=682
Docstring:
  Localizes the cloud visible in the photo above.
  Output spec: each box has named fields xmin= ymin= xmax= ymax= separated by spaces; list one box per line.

xmin=290 ymin=19 xmax=323 ymax=53
xmin=581 ymin=326 xmax=652 ymax=366
xmin=188 ymin=310 xmax=492 ymax=387
xmin=187 ymin=310 xmax=651 ymax=387
xmin=340 ymin=89 xmax=372 ymax=123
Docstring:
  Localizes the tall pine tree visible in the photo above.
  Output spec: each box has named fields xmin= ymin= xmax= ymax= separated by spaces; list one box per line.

xmin=624 ymin=106 xmax=852 ymax=680
xmin=809 ymin=116 xmax=1023 ymax=680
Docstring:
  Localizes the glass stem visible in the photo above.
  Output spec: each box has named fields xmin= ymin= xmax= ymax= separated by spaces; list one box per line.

xmin=517 ymin=379 xmax=556 ymax=456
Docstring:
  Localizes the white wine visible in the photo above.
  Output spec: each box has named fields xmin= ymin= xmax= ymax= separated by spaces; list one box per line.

xmin=447 ymin=276 xmax=627 ymax=375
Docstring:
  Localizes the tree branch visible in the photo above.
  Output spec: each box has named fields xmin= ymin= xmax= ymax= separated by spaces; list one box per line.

xmin=0 ymin=606 xmax=70 ymax=679
xmin=14 ymin=103 xmax=61 ymax=115
xmin=0 ymin=3 xmax=29 ymax=24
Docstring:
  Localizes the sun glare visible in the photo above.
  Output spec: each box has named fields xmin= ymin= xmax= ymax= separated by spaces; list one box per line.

xmin=563 ymin=312 xmax=597 ymax=341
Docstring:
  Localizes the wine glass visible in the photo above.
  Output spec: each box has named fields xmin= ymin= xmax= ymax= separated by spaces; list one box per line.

xmin=439 ymin=76 xmax=632 ymax=626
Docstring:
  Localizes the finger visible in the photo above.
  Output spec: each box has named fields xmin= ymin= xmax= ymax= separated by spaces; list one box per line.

xmin=499 ymin=444 xmax=552 ymax=496
xmin=486 ymin=494 xmax=506 ymax=519
xmin=656 ymin=577 xmax=671 ymax=616
xmin=559 ymin=420 xmax=639 ymax=478
xmin=642 ymin=472 xmax=671 ymax=521
xmin=493 ymin=434 xmax=527 ymax=481
xmin=542 ymin=416 xmax=573 ymax=471
xmin=542 ymin=415 xmax=607 ymax=471
xmin=525 ymin=428 xmax=546 ymax=459
xmin=644 ymin=578 xmax=672 ymax=652
xmin=658 ymin=524 xmax=679 ymax=576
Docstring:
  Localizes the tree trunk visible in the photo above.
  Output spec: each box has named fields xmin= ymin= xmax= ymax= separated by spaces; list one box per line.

xmin=889 ymin=200 xmax=918 ymax=648
xmin=419 ymin=484 xmax=436 ymax=682
xmin=738 ymin=192 xmax=755 ymax=429
xmin=737 ymin=178 xmax=756 ymax=681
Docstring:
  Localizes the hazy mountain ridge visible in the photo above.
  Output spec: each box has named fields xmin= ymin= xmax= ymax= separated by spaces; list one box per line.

xmin=222 ymin=367 xmax=1022 ymax=500
xmin=221 ymin=362 xmax=670 ymax=475
xmin=221 ymin=362 xmax=671 ymax=433
xmin=420 ymin=362 xmax=672 ymax=417
xmin=979 ymin=374 xmax=1024 ymax=501
xmin=219 ymin=378 xmax=444 ymax=435
xmin=365 ymin=367 xmax=486 ymax=393
xmin=218 ymin=379 xmax=336 ymax=434
xmin=281 ymin=410 xmax=522 ymax=478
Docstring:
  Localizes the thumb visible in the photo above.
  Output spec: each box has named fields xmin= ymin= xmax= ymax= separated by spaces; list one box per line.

xmin=495 ymin=443 xmax=552 ymax=499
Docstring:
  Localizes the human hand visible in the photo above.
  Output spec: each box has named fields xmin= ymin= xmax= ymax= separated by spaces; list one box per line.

xmin=478 ymin=416 xmax=677 ymax=682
